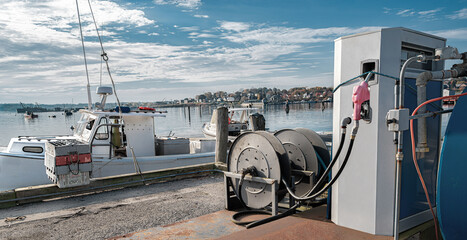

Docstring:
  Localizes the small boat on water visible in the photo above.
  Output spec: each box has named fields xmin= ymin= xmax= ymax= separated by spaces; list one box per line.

xmin=138 ymin=106 xmax=156 ymax=111
xmin=202 ymin=108 xmax=265 ymax=140
xmin=24 ymin=111 xmax=38 ymax=119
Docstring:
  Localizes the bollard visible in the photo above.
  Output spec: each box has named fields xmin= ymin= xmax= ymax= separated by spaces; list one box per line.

xmin=249 ymin=113 xmax=266 ymax=131
xmin=187 ymin=106 xmax=191 ymax=123
xmin=215 ymin=107 xmax=228 ymax=166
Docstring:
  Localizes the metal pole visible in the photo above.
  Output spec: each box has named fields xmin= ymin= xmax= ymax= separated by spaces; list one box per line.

xmin=393 ymin=154 xmax=402 ymax=240
xmin=215 ymin=107 xmax=229 ymax=166
xmin=75 ymin=0 xmax=93 ymax=110
xmin=394 ymin=56 xmax=418 ymax=240
xmin=399 ymin=56 xmax=418 ymax=109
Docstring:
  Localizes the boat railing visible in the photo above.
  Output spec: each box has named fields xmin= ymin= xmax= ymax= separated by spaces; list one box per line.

xmin=17 ymin=135 xmax=72 ymax=141
xmin=90 ymin=123 xmax=125 ymax=159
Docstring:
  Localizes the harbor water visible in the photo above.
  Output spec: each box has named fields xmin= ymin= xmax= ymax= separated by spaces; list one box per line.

xmin=0 ymin=102 xmax=451 ymax=147
xmin=0 ymin=103 xmax=333 ymax=146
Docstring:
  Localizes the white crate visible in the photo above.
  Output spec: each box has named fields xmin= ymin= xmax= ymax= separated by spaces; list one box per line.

xmin=47 ymin=171 xmax=90 ymax=188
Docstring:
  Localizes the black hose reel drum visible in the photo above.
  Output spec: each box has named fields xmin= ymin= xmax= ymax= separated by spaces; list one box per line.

xmin=227 ymin=129 xmax=330 ymax=209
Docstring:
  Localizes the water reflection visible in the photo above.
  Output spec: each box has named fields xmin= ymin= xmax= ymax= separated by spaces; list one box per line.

xmin=0 ymin=103 xmax=334 ymax=145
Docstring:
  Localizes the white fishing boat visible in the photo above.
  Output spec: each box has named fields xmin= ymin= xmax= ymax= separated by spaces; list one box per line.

xmin=0 ymin=90 xmax=216 ymax=191
xmin=202 ymin=108 xmax=265 ymax=140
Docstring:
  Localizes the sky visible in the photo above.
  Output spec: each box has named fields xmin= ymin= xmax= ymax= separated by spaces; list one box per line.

xmin=0 ymin=0 xmax=466 ymax=104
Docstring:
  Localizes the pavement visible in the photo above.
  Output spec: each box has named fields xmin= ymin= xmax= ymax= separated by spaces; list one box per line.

xmin=0 ymin=175 xmax=224 ymax=240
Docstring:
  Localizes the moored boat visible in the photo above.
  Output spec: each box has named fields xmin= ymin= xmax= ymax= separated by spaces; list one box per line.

xmin=24 ymin=111 xmax=38 ymax=119
xmin=202 ymin=108 xmax=265 ymax=140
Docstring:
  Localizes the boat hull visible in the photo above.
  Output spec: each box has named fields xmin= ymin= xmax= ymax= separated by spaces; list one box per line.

xmin=0 ymin=155 xmax=50 ymax=191
xmin=0 ymin=152 xmax=215 ymax=192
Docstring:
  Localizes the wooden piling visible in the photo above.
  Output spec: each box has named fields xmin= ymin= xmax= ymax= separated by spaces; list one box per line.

xmin=187 ymin=106 xmax=191 ymax=123
xmin=215 ymin=107 xmax=228 ymax=167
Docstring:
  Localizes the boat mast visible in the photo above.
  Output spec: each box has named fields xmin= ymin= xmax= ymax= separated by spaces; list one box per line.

xmin=75 ymin=0 xmax=93 ymax=110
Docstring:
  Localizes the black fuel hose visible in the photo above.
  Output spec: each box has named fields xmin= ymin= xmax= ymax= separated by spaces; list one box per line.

xmin=284 ymin=138 xmax=355 ymax=201
xmin=299 ymin=117 xmax=351 ymax=198
xmin=231 ymin=209 xmax=272 ymax=225
xmin=245 ymin=203 xmax=300 ymax=229
xmin=302 ymin=131 xmax=346 ymax=198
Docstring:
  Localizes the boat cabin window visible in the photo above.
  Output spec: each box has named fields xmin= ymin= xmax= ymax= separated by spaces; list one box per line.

xmin=95 ymin=117 xmax=109 ymax=140
xmin=74 ymin=113 xmax=97 ymax=142
xmin=86 ymin=120 xmax=95 ymax=130
xmin=22 ymin=146 xmax=43 ymax=153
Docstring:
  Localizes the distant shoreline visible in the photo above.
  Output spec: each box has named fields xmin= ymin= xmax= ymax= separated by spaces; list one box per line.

xmin=0 ymin=100 xmax=333 ymax=112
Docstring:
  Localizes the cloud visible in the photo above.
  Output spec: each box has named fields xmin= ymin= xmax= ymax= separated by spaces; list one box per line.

xmin=448 ymin=8 xmax=467 ymax=19
xmin=0 ymin=0 xmax=154 ymax=47
xmin=219 ymin=21 xmax=250 ymax=32
xmin=154 ymin=0 xmax=201 ymax=9
xmin=222 ymin=25 xmax=382 ymax=44
xmin=0 ymin=0 xmax=157 ymax=102
xmin=188 ymin=32 xmax=217 ymax=38
xmin=194 ymin=14 xmax=209 ymax=18
xmin=396 ymin=9 xmax=415 ymax=17
xmin=384 ymin=7 xmax=443 ymax=20
xmin=430 ymin=28 xmax=467 ymax=40
xmin=419 ymin=8 xmax=442 ymax=16
xmin=179 ymin=26 xmax=200 ymax=31
xmin=0 ymin=0 xmax=381 ymax=103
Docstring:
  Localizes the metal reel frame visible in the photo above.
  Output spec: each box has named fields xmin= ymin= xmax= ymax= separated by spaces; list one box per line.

xmin=226 ymin=131 xmax=292 ymax=210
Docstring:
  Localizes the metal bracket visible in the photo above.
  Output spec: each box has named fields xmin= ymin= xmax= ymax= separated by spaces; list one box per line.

xmin=224 ymin=172 xmax=280 ymax=216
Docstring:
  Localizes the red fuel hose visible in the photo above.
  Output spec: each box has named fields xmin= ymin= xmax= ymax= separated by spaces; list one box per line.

xmin=410 ymin=92 xmax=467 ymax=240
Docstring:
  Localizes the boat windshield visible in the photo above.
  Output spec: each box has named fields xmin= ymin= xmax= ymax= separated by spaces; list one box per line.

xmin=229 ymin=109 xmax=257 ymax=123
xmin=74 ymin=113 xmax=97 ymax=142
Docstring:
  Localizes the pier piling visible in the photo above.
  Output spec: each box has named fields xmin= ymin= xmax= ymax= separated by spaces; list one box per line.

xmin=215 ymin=107 xmax=228 ymax=167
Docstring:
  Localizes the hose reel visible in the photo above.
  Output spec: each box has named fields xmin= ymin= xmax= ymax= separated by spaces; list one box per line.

xmin=226 ymin=129 xmax=330 ymax=210
xmin=225 ymin=118 xmax=356 ymax=229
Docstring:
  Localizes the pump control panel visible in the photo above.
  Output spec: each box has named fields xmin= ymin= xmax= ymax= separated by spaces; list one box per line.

xmin=386 ymin=109 xmax=409 ymax=132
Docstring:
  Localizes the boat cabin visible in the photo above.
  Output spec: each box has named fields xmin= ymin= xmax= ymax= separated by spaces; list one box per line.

xmin=74 ymin=110 xmax=166 ymax=159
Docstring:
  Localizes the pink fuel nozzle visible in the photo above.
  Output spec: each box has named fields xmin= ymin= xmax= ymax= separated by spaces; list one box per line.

xmin=352 ymin=81 xmax=370 ymax=121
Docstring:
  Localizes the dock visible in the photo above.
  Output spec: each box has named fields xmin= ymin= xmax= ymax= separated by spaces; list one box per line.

xmin=0 ymin=163 xmax=437 ymax=240
xmin=0 ymin=170 xmax=224 ymax=240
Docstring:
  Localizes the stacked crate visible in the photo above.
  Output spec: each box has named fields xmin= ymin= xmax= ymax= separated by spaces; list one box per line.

xmin=45 ymin=140 xmax=92 ymax=188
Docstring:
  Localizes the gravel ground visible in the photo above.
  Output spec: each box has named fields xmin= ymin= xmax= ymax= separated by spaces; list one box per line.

xmin=0 ymin=175 xmax=224 ymax=240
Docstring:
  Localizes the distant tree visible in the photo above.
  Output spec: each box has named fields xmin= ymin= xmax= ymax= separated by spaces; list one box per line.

xmin=205 ymin=92 xmax=213 ymax=100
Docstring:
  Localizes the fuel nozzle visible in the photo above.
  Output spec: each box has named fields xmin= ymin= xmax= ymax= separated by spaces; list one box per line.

xmin=352 ymin=80 xmax=370 ymax=121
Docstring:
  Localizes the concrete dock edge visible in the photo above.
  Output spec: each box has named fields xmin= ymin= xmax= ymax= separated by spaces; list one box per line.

xmin=1 ymin=163 xmax=220 ymax=208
